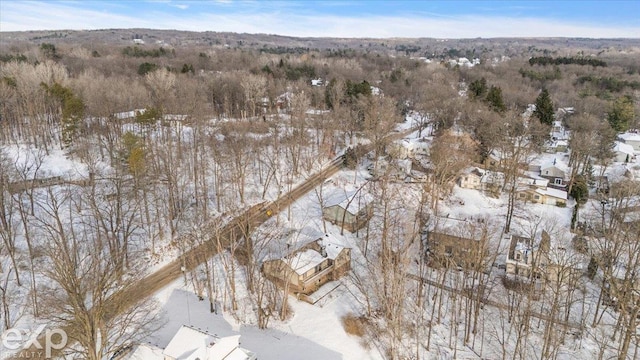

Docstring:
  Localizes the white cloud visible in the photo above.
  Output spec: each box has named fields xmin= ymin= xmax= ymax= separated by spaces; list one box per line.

xmin=1 ymin=1 xmax=638 ymax=38
xmin=172 ymin=4 xmax=189 ymax=10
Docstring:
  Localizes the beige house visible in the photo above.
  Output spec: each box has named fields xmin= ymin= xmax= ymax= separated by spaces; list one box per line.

xmin=458 ymin=167 xmax=484 ymax=190
xmin=425 ymin=222 xmax=489 ymax=271
xmin=540 ymin=159 xmax=568 ymax=189
xmin=262 ymin=237 xmax=351 ymax=295
xmin=482 ymin=151 xmax=502 ymax=170
xmin=516 ymin=186 xmax=568 ymax=206
xmin=322 ymin=189 xmax=374 ymax=232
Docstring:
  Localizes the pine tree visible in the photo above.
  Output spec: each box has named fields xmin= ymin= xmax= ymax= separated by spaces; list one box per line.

xmin=485 ymin=85 xmax=506 ymax=113
xmin=468 ymin=77 xmax=487 ymax=99
xmin=42 ymin=82 xmax=84 ymax=148
xmin=534 ymin=88 xmax=554 ymax=126
xmin=607 ymin=95 xmax=634 ymax=132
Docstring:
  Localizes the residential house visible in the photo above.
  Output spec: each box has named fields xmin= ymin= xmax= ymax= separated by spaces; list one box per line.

xmin=506 ymin=232 xmax=583 ymax=283
xmin=545 ymin=120 xmax=570 ymax=153
xmin=275 ymin=92 xmax=292 ymax=111
xmin=516 ymin=186 xmax=568 ymax=206
xmin=613 ymin=141 xmax=636 ymax=163
xmin=482 ymin=151 xmax=503 ymax=170
xmin=618 ymin=131 xmax=640 ymax=151
xmin=322 ymin=189 xmax=374 ymax=232
xmin=458 ymin=167 xmax=484 ymax=190
xmin=520 ymin=173 xmax=550 ymax=189
xmin=612 ymin=196 xmax=640 ymax=229
xmin=311 ymin=78 xmax=324 ymax=86
xmin=540 ymin=158 xmax=569 ymax=189
xmin=367 ymin=157 xmax=411 ymax=181
xmin=262 ymin=234 xmax=351 ymax=295
xmin=388 ymin=138 xmax=430 ymax=160
xmin=113 ymin=109 xmax=147 ymax=121
xmin=506 ymin=231 xmax=550 ymax=279
xmin=545 ymin=140 xmax=568 ymax=154
xmin=425 ymin=218 xmax=490 ymax=271
xmin=124 ymin=325 xmax=256 ymax=360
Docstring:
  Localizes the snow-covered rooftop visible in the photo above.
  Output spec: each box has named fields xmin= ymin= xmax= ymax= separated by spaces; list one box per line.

xmin=286 ymin=226 xmax=324 ymax=251
xmin=535 ymin=187 xmax=568 ymax=200
xmin=614 ymin=141 xmax=636 ymax=155
xmin=521 ymin=172 xmax=550 ymax=187
xmin=618 ymin=132 xmax=640 ymax=142
xmin=290 ymin=249 xmax=327 ymax=275
xmin=324 ymin=188 xmax=374 ymax=214
xmin=163 ymin=325 xmax=217 ymax=359
xmin=462 ymin=166 xmax=484 ymax=177
xmin=538 ymin=156 xmax=570 ymax=174
xmin=320 ymin=239 xmax=346 ymax=260
xmin=127 ymin=343 xmax=164 ymax=359
xmin=162 ymin=326 xmax=253 ymax=360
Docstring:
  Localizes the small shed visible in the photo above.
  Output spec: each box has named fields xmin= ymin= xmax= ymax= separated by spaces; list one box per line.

xmin=322 ymin=189 xmax=374 ymax=232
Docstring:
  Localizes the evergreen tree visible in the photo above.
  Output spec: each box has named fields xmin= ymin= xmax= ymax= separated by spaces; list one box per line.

xmin=534 ymin=88 xmax=554 ymax=126
xmin=42 ymin=82 xmax=84 ymax=147
xmin=138 ymin=62 xmax=158 ymax=76
xmin=607 ymin=95 xmax=635 ymax=132
xmin=40 ymin=43 xmax=59 ymax=60
xmin=135 ymin=107 xmax=162 ymax=126
xmin=570 ymin=176 xmax=589 ymax=205
xmin=485 ymin=85 xmax=506 ymax=113
xmin=181 ymin=63 xmax=194 ymax=74
xmin=468 ymin=77 xmax=487 ymax=99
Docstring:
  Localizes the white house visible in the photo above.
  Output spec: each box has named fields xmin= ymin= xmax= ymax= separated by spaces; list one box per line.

xmin=164 ymin=326 xmax=256 ymax=360
xmin=613 ymin=141 xmax=636 ymax=163
xmin=540 ymin=159 xmax=569 ymax=188
xmin=618 ymin=132 xmax=640 ymax=151
xmin=125 ymin=325 xmax=256 ymax=360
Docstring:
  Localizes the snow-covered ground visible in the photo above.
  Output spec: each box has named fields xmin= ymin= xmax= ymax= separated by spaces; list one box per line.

xmin=2 ymin=111 xmax=638 ymax=360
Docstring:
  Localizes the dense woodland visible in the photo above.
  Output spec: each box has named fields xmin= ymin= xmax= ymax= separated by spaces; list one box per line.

xmin=0 ymin=31 xmax=639 ymax=359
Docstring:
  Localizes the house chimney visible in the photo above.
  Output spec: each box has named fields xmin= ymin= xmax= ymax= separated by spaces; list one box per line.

xmin=320 ymin=245 xmax=327 ymax=257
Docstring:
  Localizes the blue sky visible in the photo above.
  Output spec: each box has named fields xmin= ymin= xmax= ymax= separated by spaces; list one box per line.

xmin=1 ymin=1 xmax=639 ymax=38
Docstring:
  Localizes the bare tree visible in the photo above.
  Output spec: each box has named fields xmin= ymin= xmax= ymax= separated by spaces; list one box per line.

xmin=428 ymin=129 xmax=478 ymax=211
xmin=241 ymin=73 xmax=267 ymax=119
xmin=492 ymin=110 xmax=545 ymax=233
xmin=35 ymin=186 xmax=161 ymax=360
